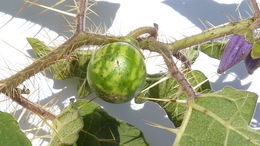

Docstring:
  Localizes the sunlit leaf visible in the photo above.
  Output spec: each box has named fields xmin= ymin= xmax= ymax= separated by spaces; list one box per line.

xmin=138 ymin=70 xmax=211 ymax=127
xmin=174 ymin=87 xmax=260 ymax=146
xmin=0 ymin=112 xmax=31 ymax=146
xmin=50 ymin=100 xmax=84 ymax=145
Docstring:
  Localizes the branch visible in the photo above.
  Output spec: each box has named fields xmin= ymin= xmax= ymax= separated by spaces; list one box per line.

xmin=76 ymin=0 xmax=88 ymax=33
xmin=146 ymin=38 xmax=197 ymax=99
xmin=250 ymin=0 xmax=260 ymax=29
xmin=251 ymin=0 xmax=260 ymax=18
xmin=0 ymin=33 xmax=116 ymax=120
xmin=4 ymin=88 xmax=56 ymax=120
xmin=168 ymin=18 xmax=253 ymax=53
xmin=172 ymin=51 xmax=191 ymax=71
xmin=128 ymin=23 xmax=158 ymax=39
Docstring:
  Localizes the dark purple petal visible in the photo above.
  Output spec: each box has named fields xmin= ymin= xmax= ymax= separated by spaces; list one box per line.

xmin=245 ymin=52 xmax=260 ymax=74
xmin=217 ymin=34 xmax=252 ymax=74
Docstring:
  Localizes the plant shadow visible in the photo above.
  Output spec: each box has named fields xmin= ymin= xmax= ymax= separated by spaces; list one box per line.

xmin=162 ymin=0 xmax=251 ymax=29
xmin=0 ymin=0 xmax=120 ymax=36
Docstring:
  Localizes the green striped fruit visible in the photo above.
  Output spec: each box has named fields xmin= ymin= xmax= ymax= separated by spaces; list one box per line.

xmin=87 ymin=42 xmax=146 ymax=104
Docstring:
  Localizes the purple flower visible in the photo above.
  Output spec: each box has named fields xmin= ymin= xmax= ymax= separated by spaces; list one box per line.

xmin=217 ymin=34 xmax=252 ymax=74
xmin=245 ymin=52 xmax=260 ymax=74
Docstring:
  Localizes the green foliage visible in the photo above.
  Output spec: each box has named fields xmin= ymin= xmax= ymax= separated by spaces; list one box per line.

xmin=27 ymin=38 xmax=74 ymax=80
xmin=0 ymin=112 xmax=31 ymax=146
xmin=138 ymin=70 xmax=211 ymax=127
xmin=75 ymin=100 xmax=148 ymax=146
xmin=50 ymin=100 xmax=84 ymax=146
xmin=251 ymin=43 xmax=260 ymax=59
xmin=174 ymin=87 xmax=260 ymax=146
xmin=198 ymin=42 xmax=226 ymax=59
xmin=28 ymin=38 xmax=92 ymax=98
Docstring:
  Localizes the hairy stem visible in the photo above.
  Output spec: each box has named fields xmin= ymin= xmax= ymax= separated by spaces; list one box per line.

xmin=147 ymin=38 xmax=197 ymax=98
xmin=251 ymin=0 xmax=260 ymax=17
xmin=76 ymin=0 xmax=88 ymax=33
xmin=169 ymin=18 xmax=253 ymax=52
xmin=128 ymin=23 xmax=158 ymax=39
xmin=4 ymin=88 xmax=56 ymax=120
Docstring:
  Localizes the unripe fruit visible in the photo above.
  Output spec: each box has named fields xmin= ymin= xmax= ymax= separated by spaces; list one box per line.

xmin=87 ymin=42 xmax=146 ymax=103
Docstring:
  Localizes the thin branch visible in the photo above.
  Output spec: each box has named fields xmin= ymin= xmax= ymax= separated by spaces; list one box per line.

xmin=158 ymin=42 xmax=197 ymax=99
xmin=251 ymin=0 xmax=260 ymax=18
xmin=128 ymin=23 xmax=158 ymax=39
xmin=168 ymin=18 xmax=253 ymax=53
xmin=250 ymin=0 xmax=260 ymax=29
xmin=76 ymin=0 xmax=88 ymax=33
xmin=172 ymin=51 xmax=191 ymax=71
xmin=4 ymin=88 xmax=56 ymax=120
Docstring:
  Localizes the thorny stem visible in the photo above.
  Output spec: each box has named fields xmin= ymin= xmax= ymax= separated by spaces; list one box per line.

xmin=0 ymin=17 xmax=257 ymax=119
xmin=250 ymin=0 xmax=260 ymax=29
xmin=172 ymin=51 xmax=191 ymax=71
xmin=5 ymin=88 xmax=56 ymax=120
xmin=128 ymin=23 xmax=158 ymax=39
xmin=251 ymin=0 xmax=260 ymax=18
xmin=0 ymin=33 xmax=116 ymax=120
xmin=155 ymin=39 xmax=197 ymax=99
xmin=168 ymin=18 xmax=253 ymax=53
xmin=0 ymin=0 xmax=91 ymax=120
xmin=76 ymin=0 xmax=88 ymax=33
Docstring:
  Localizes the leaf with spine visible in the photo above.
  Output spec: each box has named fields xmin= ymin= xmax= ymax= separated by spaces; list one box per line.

xmin=50 ymin=100 xmax=84 ymax=146
xmin=0 ymin=112 xmax=31 ymax=146
xmin=198 ymin=42 xmax=226 ymax=59
xmin=137 ymin=70 xmax=211 ymax=127
xmin=27 ymin=38 xmax=73 ymax=80
xmin=75 ymin=100 xmax=148 ymax=146
xmin=174 ymin=87 xmax=260 ymax=146
xmin=251 ymin=43 xmax=260 ymax=59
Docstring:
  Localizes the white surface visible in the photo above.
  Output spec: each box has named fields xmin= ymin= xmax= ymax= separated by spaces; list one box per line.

xmin=0 ymin=0 xmax=260 ymax=146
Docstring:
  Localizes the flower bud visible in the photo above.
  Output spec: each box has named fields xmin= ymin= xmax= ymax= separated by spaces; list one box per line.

xmin=217 ymin=35 xmax=252 ymax=74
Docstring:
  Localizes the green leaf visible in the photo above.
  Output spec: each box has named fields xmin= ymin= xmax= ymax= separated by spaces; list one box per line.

xmin=28 ymin=38 xmax=92 ymax=97
xmin=50 ymin=100 xmax=84 ymax=146
xmin=137 ymin=70 xmax=211 ymax=127
xmin=75 ymin=100 xmax=148 ymax=146
xmin=27 ymin=38 xmax=73 ymax=80
xmin=199 ymin=42 xmax=226 ymax=59
xmin=0 ymin=112 xmax=31 ymax=146
xmin=251 ymin=43 xmax=260 ymax=59
xmin=174 ymin=87 xmax=260 ymax=146
xmin=71 ymin=50 xmax=92 ymax=79
xmin=118 ymin=122 xmax=148 ymax=146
